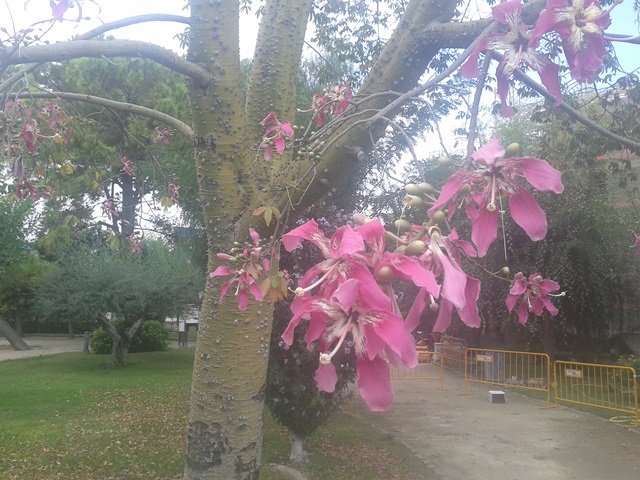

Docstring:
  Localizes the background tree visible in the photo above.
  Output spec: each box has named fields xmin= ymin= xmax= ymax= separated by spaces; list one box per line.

xmin=36 ymin=241 xmax=203 ymax=368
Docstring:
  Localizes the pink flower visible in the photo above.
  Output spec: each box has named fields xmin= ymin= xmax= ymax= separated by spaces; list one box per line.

xmin=506 ymin=272 xmax=561 ymax=324
xmin=429 ymin=139 xmax=564 ymax=257
xmin=405 ymin=229 xmax=481 ymax=333
xmin=461 ymin=0 xmax=562 ymax=116
xmin=325 ymin=85 xmax=352 ymax=116
xmin=49 ymin=0 xmax=83 ymax=22
xmin=260 ymin=112 xmax=294 ymax=161
xmin=282 ymin=275 xmax=417 ymax=411
xmin=22 ymin=123 xmax=38 ymax=153
xmin=311 ymin=94 xmax=329 ymax=127
xmin=210 ymin=228 xmax=268 ymax=311
xmin=210 ymin=267 xmax=264 ymax=311
xmin=152 ymin=126 xmax=170 ymax=144
xmin=532 ymin=0 xmax=611 ymax=83
xmin=121 ymin=156 xmax=135 ymax=176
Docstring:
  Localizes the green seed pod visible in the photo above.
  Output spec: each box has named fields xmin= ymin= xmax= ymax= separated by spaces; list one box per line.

xmin=405 ymin=240 xmax=425 ymax=256
xmin=403 ymin=195 xmax=423 ymax=207
xmin=500 ymin=266 xmax=510 ymax=276
xmin=404 ymin=184 xmax=423 ymax=196
xmin=375 ymin=266 xmax=394 ymax=283
xmin=431 ymin=210 xmax=446 ymax=225
xmin=394 ymin=219 xmax=412 ymax=233
xmin=438 ymin=155 xmax=451 ymax=166
xmin=457 ymin=184 xmax=471 ymax=196
xmin=417 ymin=182 xmax=435 ymax=194
xmin=504 ymin=142 xmax=520 ymax=158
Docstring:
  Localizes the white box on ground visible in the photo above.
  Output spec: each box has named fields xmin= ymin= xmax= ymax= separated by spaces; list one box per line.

xmin=489 ymin=390 xmax=505 ymax=403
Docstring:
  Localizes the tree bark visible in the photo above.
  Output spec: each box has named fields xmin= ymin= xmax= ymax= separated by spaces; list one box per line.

xmin=0 ymin=317 xmax=31 ymax=351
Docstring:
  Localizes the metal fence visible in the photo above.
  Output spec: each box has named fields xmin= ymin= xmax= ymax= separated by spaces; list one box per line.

xmin=464 ymin=348 xmax=551 ymax=404
xmin=389 ymin=347 xmax=444 ymax=389
xmin=439 ymin=335 xmax=466 ymax=370
xmin=553 ymin=361 xmax=639 ymax=427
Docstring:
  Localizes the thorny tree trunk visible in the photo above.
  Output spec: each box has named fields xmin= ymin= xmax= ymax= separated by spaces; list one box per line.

xmin=0 ymin=317 xmax=30 ymax=351
xmin=184 ymin=0 xmax=311 ymax=478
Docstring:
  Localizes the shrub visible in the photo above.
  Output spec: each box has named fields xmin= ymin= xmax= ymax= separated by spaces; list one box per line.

xmin=615 ymin=355 xmax=640 ymax=373
xmin=90 ymin=321 xmax=170 ymax=354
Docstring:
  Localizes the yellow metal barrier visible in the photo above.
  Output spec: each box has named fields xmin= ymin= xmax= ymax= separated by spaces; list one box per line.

xmin=439 ymin=335 xmax=466 ymax=370
xmin=553 ymin=361 xmax=639 ymax=427
xmin=389 ymin=348 xmax=444 ymax=390
xmin=464 ymin=348 xmax=551 ymax=404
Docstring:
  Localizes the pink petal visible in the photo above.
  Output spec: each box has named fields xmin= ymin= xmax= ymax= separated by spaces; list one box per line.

xmin=542 ymin=296 xmax=559 ymax=316
xmin=330 ymin=226 xmax=365 ymax=258
xmin=357 ymin=356 xmax=394 ymax=412
xmin=281 ymin=121 xmax=294 ymax=137
xmin=249 ymin=282 xmax=264 ymax=302
xmin=517 ymin=300 xmax=529 ymax=325
xmin=433 ymin=246 xmax=468 ymax=309
xmin=517 ymin=157 xmax=564 ymax=194
xmin=429 ymin=173 xmax=467 ymax=215
xmin=237 ymin=289 xmax=249 ymax=311
xmin=458 ymin=276 xmax=481 ymax=328
xmin=282 ymin=219 xmax=331 ymax=257
xmin=305 ymin=312 xmax=331 ymax=349
xmin=505 ymin=293 xmax=519 ymax=312
xmin=211 ymin=266 xmax=233 ymax=277
xmin=219 ymin=280 xmax=233 ymax=304
xmin=378 ymin=253 xmax=440 ymax=299
xmin=540 ymin=279 xmax=560 ymax=293
xmin=263 ymin=145 xmax=273 ymax=161
xmin=371 ymin=314 xmax=418 ymax=367
xmin=355 ymin=219 xmax=386 ymax=258
xmin=405 ymin=288 xmax=429 ymax=333
xmin=508 ymin=188 xmax=547 ymax=241
xmin=433 ymin=299 xmax=454 ymax=333
xmin=536 ymin=58 xmax=562 ymax=105
xmin=249 ymin=228 xmax=260 ymax=246
xmin=275 ymin=136 xmax=286 ymax=155
xmin=471 ymin=138 xmax=504 ymax=165
xmin=260 ymin=112 xmax=277 ymax=126
xmin=492 ymin=0 xmax=522 ymax=24
xmin=364 ymin=323 xmax=388 ymax=361
xmin=333 ymin=278 xmax=360 ymax=313
xmin=471 ymin=203 xmax=498 ymax=258
xmin=315 ymin=363 xmax=338 ymax=393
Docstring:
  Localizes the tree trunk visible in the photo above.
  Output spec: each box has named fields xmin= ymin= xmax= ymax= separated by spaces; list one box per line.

xmin=107 ymin=335 xmax=129 ymax=369
xmin=16 ymin=317 xmax=23 ymax=337
xmin=0 ymin=317 xmax=31 ymax=351
xmin=288 ymin=431 xmax=307 ymax=465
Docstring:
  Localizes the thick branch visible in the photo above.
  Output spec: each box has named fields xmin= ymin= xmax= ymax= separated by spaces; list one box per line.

xmin=3 ymin=40 xmax=211 ymax=88
xmin=12 ymin=92 xmax=193 ymax=138
xmin=0 ymin=14 xmax=191 ymax=95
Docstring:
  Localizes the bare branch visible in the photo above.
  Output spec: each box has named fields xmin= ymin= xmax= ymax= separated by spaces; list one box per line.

xmin=13 ymin=92 xmax=193 ymax=139
xmin=2 ymin=40 xmax=212 ymax=88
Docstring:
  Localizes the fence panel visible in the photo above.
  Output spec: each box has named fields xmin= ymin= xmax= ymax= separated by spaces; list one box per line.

xmin=464 ymin=348 xmax=551 ymax=403
xmin=439 ymin=335 xmax=466 ymax=370
xmin=389 ymin=348 xmax=444 ymax=389
xmin=553 ymin=361 xmax=639 ymax=427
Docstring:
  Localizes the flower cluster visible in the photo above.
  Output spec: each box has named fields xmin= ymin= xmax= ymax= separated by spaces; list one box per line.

xmin=260 ymin=112 xmax=294 ymax=161
xmin=152 ymin=126 xmax=170 ymax=144
xmin=310 ymin=85 xmax=353 ymax=127
xmin=463 ymin=0 xmax=614 ymax=116
xmin=506 ymin=272 xmax=562 ymax=324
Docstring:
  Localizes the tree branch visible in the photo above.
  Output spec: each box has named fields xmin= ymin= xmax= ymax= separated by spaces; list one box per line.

xmin=491 ymin=52 xmax=640 ymax=151
xmin=2 ymin=40 xmax=212 ymax=88
xmin=12 ymin=91 xmax=193 ymax=139
xmin=0 ymin=14 xmax=191 ymax=95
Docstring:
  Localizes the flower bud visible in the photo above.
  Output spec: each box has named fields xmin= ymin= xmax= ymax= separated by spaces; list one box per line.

xmin=404 ymin=184 xmax=423 ymax=196
xmin=457 ymin=184 xmax=471 ymax=196
xmin=438 ymin=155 xmax=451 ymax=166
xmin=500 ymin=266 xmax=510 ymax=277
xmin=431 ymin=210 xmax=446 ymax=226
xmin=417 ymin=182 xmax=435 ymax=194
xmin=394 ymin=219 xmax=412 ymax=233
xmin=504 ymin=142 xmax=520 ymax=158
xmin=403 ymin=195 xmax=423 ymax=207
xmin=404 ymin=240 xmax=425 ymax=256
xmin=487 ymin=203 xmax=496 ymax=212
xmin=375 ymin=266 xmax=394 ymax=283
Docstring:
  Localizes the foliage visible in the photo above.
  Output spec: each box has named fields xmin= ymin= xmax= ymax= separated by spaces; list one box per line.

xmin=614 ymin=354 xmax=640 ymax=373
xmin=90 ymin=320 xmax=170 ymax=354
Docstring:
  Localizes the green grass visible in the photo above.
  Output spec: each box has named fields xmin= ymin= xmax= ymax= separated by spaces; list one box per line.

xmin=0 ymin=351 xmax=430 ymax=480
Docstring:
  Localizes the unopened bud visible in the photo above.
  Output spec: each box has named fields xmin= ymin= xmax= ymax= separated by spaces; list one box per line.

xmin=403 ymin=195 xmax=423 ymax=207
xmin=405 ymin=240 xmax=425 ymax=256
xmin=404 ymin=184 xmax=423 ymax=196
xmin=394 ymin=219 xmax=412 ymax=233
xmin=438 ymin=155 xmax=451 ymax=166
xmin=431 ymin=210 xmax=446 ymax=225
xmin=418 ymin=182 xmax=435 ymax=194
xmin=504 ymin=142 xmax=520 ymax=158
xmin=500 ymin=266 xmax=510 ymax=276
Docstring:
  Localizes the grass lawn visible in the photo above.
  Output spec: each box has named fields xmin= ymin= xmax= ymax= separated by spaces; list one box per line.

xmin=0 ymin=350 xmax=430 ymax=480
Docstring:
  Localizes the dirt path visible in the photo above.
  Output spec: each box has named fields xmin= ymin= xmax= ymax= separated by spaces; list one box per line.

xmin=348 ymin=369 xmax=640 ymax=480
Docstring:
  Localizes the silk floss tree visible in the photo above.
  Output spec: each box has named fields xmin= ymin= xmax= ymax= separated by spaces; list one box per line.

xmin=2 ymin=0 xmax=640 ymax=478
